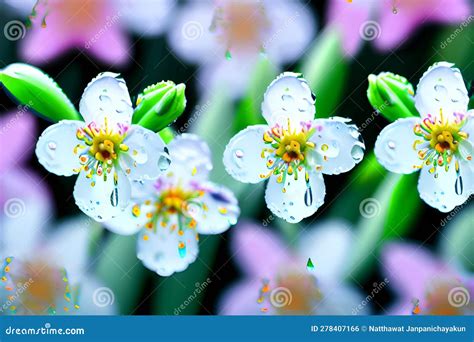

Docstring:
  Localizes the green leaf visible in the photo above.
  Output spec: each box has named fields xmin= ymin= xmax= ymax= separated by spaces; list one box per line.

xmin=440 ymin=204 xmax=474 ymax=273
xmin=347 ymin=172 xmax=421 ymax=281
xmin=367 ymin=72 xmax=418 ymax=121
xmin=133 ymin=81 xmax=186 ymax=132
xmin=96 ymin=234 xmax=147 ymax=314
xmin=300 ymin=28 xmax=348 ymax=118
xmin=234 ymin=57 xmax=278 ymax=131
xmin=0 ymin=63 xmax=81 ymax=122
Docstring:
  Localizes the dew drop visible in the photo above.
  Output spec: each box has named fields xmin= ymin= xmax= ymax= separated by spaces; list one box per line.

xmin=47 ymin=141 xmax=56 ymax=150
xmin=351 ymin=144 xmax=364 ymax=162
xmin=306 ymin=257 xmax=315 ymax=271
xmin=225 ymin=50 xmax=232 ymax=60
xmin=178 ymin=242 xmax=187 ymax=258
xmin=304 ymin=187 xmax=313 ymax=207
xmin=110 ymin=187 xmax=119 ymax=207
xmin=387 ymin=140 xmax=396 ymax=149
xmin=232 ymin=148 xmax=244 ymax=168
xmin=158 ymin=154 xmax=171 ymax=171
xmin=234 ymin=149 xmax=244 ymax=158
xmin=455 ymin=175 xmax=463 ymax=195
xmin=392 ymin=6 xmax=398 ymax=14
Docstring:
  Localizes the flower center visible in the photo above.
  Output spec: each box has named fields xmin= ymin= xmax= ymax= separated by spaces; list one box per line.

xmin=2 ymin=257 xmax=79 ymax=315
xmin=413 ymin=111 xmax=469 ymax=172
xmin=421 ymin=279 xmax=471 ymax=315
xmin=210 ymin=2 xmax=269 ymax=56
xmin=260 ymin=121 xmax=315 ymax=185
xmin=74 ymin=119 xmax=129 ymax=182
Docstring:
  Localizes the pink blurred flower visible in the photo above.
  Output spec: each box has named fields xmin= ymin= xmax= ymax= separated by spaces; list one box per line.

xmin=218 ymin=220 xmax=368 ymax=315
xmin=327 ymin=0 xmax=472 ymax=56
xmin=381 ymin=242 xmax=473 ymax=315
xmin=6 ymin=0 xmax=176 ymax=66
xmin=168 ymin=0 xmax=316 ymax=97
xmin=0 ymin=111 xmax=114 ymax=315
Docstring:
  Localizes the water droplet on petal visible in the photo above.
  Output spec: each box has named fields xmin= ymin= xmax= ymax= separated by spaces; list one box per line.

xmin=304 ymin=187 xmax=313 ymax=207
xmin=235 ymin=149 xmax=244 ymax=158
xmin=178 ymin=242 xmax=186 ymax=258
xmin=110 ymin=187 xmax=119 ymax=207
xmin=351 ymin=144 xmax=365 ymax=162
xmin=455 ymin=175 xmax=463 ymax=195
xmin=232 ymin=148 xmax=244 ymax=168
xmin=48 ymin=141 xmax=57 ymax=150
xmin=387 ymin=140 xmax=396 ymax=149
xmin=158 ymin=154 xmax=171 ymax=171
xmin=225 ymin=50 xmax=232 ymax=60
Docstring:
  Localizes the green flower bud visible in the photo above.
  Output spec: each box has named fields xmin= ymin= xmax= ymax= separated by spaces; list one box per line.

xmin=133 ymin=81 xmax=186 ymax=132
xmin=367 ymin=72 xmax=418 ymax=121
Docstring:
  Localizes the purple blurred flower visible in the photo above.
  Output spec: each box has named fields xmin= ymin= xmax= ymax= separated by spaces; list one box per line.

xmin=168 ymin=0 xmax=316 ymax=97
xmin=0 ymin=112 xmax=115 ymax=315
xmin=327 ymin=0 xmax=471 ymax=56
xmin=218 ymin=220 xmax=368 ymax=315
xmin=381 ymin=242 xmax=473 ymax=315
xmin=5 ymin=0 xmax=176 ymax=66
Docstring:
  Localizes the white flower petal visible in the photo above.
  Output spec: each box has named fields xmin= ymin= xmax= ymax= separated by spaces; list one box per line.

xmin=310 ymin=117 xmax=365 ymax=175
xmin=374 ymin=117 xmax=421 ymax=174
xmin=117 ymin=0 xmax=175 ymax=36
xmin=415 ymin=62 xmax=469 ymax=117
xmin=417 ymin=159 xmax=471 ymax=212
xmin=194 ymin=182 xmax=240 ymax=235
xmin=263 ymin=0 xmax=316 ymax=64
xmin=297 ymin=220 xmax=354 ymax=281
xmin=167 ymin=133 xmax=212 ymax=180
xmin=120 ymin=125 xmax=169 ymax=181
xmin=265 ymin=171 xmax=325 ymax=223
xmin=35 ymin=120 xmax=83 ymax=176
xmin=262 ymin=72 xmax=315 ymax=127
xmin=73 ymin=167 xmax=131 ymax=222
xmin=223 ymin=125 xmax=270 ymax=184
xmin=137 ymin=216 xmax=199 ymax=277
xmin=104 ymin=200 xmax=155 ymax=236
xmin=79 ymin=72 xmax=133 ymax=127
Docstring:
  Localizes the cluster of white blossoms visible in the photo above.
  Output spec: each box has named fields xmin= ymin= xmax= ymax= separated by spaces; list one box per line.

xmin=33 ymin=62 xmax=471 ymax=276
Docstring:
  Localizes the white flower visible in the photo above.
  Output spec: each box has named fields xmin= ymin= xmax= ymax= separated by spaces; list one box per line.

xmin=35 ymin=72 xmax=169 ymax=222
xmin=168 ymin=0 xmax=316 ymax=97
xmin=374 ymin=62 xmax=473 ymax=212
xmin=105 ymin=134 xmax=240 ymax=276
xmin=223 ymin=72 xmax=365 ymax=223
